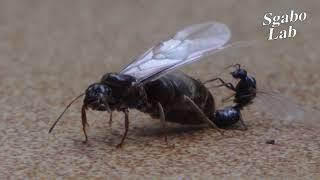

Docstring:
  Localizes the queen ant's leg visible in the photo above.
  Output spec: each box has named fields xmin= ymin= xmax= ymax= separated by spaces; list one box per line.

xmin=182 ymin=95 xmax=224 ymax=135
xmin=116 ymin=109 xmax=129 ymax=148
xmin=157 ymin=102 xmax=168 ymax=143
xmin=108 ymin=112 xmax=113 ymax=128
xmin=108 ymin=112 xmax=113 ymax=138
xmin=81 ymin=105 xmax=89 ymax=143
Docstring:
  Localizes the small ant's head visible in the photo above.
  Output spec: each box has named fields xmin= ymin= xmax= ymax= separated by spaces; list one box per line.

xmin=84 ymin=83 xmax=114 ymax=112
xmin=231 ymin=68 xmax=247 ymax=79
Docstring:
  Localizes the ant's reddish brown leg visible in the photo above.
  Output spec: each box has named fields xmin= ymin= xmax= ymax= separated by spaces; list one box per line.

xmin=116 ymin=109 xmax=129 ymax=148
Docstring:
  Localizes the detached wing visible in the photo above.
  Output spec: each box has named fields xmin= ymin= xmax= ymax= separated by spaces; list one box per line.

xmin=120 ymin=21 xmax=231 ymax=83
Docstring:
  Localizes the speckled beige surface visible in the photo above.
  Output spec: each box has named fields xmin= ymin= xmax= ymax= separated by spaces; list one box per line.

xmin=0 ymin=0 xmax=320 ymax=179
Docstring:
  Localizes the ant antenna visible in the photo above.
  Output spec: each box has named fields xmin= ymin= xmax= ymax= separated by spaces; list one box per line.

xmin=203 ymin=63 xmax=241 ymax=84
xmin=225 ymin=63 xmax=241 ymax=70
xmin=49 ymin=93 xmax=85 ymax=133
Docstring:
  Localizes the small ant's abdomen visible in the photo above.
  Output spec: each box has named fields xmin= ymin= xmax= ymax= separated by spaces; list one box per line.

xmin=212 ymin=106 xmax=240 ymax=126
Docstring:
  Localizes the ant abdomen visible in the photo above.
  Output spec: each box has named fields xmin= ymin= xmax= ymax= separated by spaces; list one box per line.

xmin=212 ymin=106 xmax=240 ymax=127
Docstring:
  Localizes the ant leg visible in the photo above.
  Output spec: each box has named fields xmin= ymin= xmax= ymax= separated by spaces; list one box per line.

xmin=81 ymin=105 xmax=89 ymax=143
xmin=222 ymin=94 xmax=235 ymax=103
xmin=116 ymin=109 xmax=129 ymax=148
xmin=214 ymin=83 xmax=235 ymax=90
xmin=109 ymin=112 xmax=113 ymax=128
xmin=204 ymin=78 xmax=236 ymax=91
xmin=182 ymin=95 xmax=224 ymax=135
xmin=157 ymin=102 xmax=168 ymax=144
xmin=108 ymin=112 xmax=113 ymax=138
xmin=204 ymin=77 xmax=224 ymax=84
xmin=238 ymin=112 xmax=248 ymax=131
xmin=238 ymin=93 xmax=255 ymax=99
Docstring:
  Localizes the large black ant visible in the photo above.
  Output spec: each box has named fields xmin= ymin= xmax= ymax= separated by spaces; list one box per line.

xmin=49 ymin=22 xmax=242 ymax=147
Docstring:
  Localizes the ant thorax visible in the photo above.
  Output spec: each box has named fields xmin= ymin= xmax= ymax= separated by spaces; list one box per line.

xmin=99 ymin=73 xmax=147 ymax=110
xmin=121 ymin=84 xmax=148 ymax=109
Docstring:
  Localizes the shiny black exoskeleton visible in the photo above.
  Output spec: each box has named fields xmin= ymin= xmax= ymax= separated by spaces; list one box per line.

xmin=48 ymin=21 xmax=239 ymax=147
xmin=213 ymin=106 xmax=241 ymax=126
xmin=230 ymin=64 xmax=256 ymax=107
xmin=69 ymin=71 xmax=222 ymax=147
xmin=94 ymin=72 xmax=217 ymax=124
xmin=205 ymin=64 xmax=257 ymax=129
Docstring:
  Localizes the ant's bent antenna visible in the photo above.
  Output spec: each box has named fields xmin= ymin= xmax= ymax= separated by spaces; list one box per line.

xmin=224 ymin=63 xmax=241 ymax=70
xmin=49 ymin=93 xmax=85 ymax=133
xmin=203 ymin=63 xmax=241 ymax=84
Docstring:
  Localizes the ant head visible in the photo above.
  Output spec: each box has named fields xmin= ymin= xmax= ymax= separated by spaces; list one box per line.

xmin=230 ymin=65 xmax=247 ymax=79
xmin=49 ymin=83 xmax=115 ymax=133
xmin=84 ymin=83 xmax=114 ymax=112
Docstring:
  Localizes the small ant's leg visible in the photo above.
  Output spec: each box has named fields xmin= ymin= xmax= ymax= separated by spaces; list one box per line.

xmin=203 ymin=77 xmax=223 ymax=84
xmin=182 ymin=95 xmax=224 ymax=135
xmin=116 ymin=109 xmax=129 ymax=148
xmin=157 ymin=102 xmax=168 ymax=144
xmin=222 ymin=94 xmax=235 ymax=103
xmin=214 ymin=83 xmax=235 ymax=90
xmin=204 ymin=78 xmax=236 ymax=91
xmin=238 ymin=93 xmax=255 ymax=99
xmin=81 ymin=105 xmax=89 ymax=143
xmin=238 ymin=112 xmax=248 ymax=131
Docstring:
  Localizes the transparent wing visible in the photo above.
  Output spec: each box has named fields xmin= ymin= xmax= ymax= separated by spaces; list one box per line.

xmin=251 ymin=91 xmax=320 ymax=127
xmin=120 ymin=21 xmax=232 ymax=83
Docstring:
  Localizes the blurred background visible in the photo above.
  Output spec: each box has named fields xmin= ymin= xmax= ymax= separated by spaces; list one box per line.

xmin=0 ymin=0 xmax=319 ymax=178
